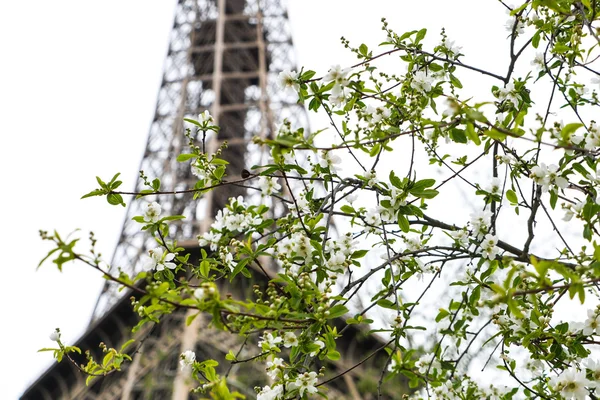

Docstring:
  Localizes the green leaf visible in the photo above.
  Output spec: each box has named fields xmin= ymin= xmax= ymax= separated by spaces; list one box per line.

xmin=435 ymin=308 xmax=449 ymax=322
xmin=176 ymin=153 xmax=196 ymax=162
xmin=81 ymin=189 xmax=106 ymax=199
xmin=398 ymin=214 xmax=410 ymax=233
xmin=351 ymin=250 xmax=369 ymax=259
xmin=450 ymin=128 xmax=467 ymax=143
xmin=532 ymin=30 xmax=541 ymax=48
xmin=340 ymin=205 xmax=355 ymax=214
xmin=107 ymin=193 xmax=125 ymax=207
xmin=466 ymin=122 xmax=481 ymax=145
xmin=96 ymin=176 xmax=107 ymax=188
xmin=415 ymin=28 xmax=427 ymax=44
xmin=120 ymin=339 xmax=135 ymax=352
xmin=506 ymin=190 xmax=518 ymax=204
xmin=160 ymin=215 xmax=186 ymax=222
xmin=184 ymin=118 xmax=201 ymax=127
xmin=449 ymin=74 xmax=463 ymax=89
xmin=389 ymin=171 xmax=403 ymax=188
xmin=483 ymin=129 xmax=507 ymax=141
xmin=211 ymin=158 xmax=229 ymax=165
xmin=200 ymin=260 xmax=210 ymax=278
xmin=327 ymin=304 xmax=349 ymax=319
xmin=549 ymin=190 xmax=558 ymax=209
xmin=326 ymin=350 xmax=341 ymax=361
xmin=561 ymin=123 xmax=583 ymax=142
xmin=377 ymin=299 xmax=397 ymax=310
xmin=301 ymin=70 xmax=316 ymax=80
xmin=411 ymin=189 xmax=439 ymax=199
xmin=359 ymin=43 xmax=369 ymax=57
xmin=186 ymin=312 xmax=200 ymax=326
xmin=410 ymin=179 xmax=435 ymax=192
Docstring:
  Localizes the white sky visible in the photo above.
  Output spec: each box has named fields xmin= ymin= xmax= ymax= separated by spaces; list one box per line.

xmin=0 ymin=1 xmax=511 ymax=397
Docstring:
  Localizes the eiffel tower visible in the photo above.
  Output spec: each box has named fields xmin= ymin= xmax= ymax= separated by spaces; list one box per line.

xmin=22 ymin=1 xmax=400 ymax=398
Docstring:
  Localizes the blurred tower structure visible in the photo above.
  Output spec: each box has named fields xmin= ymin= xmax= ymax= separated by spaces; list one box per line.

xmin=23 ymin=0 xmax=311 ymax=398
xmin=93 ymin=0 xmax=308 ymax=319
xmin=22 ymin=1 xmax=402 ymax=398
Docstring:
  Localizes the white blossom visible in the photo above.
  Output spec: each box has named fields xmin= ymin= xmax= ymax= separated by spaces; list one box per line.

xmin=531 ymin=53 xmax=544 ymax=70
xmin=497 ymin=154 xmax=516 ymax=165
xmin=365 ymin=208 xmax=382 ymax=228
xmin=197 ymin=110 xmax=214 ymax=125
xmin=198 ymin=231 xmax=221 ymax=251
xmin=292 ymin=371 xmax=318 ymax=396
xmin=143 ymin=201 xmax=162 ymax=223
xmin=143 ymin=248 xmax=176 ymax=271
xmin=470 ymin=210 xmax=493 ymax=239
xmin=416 ymin=352 xmax=441 ymax=375
xmin=324 ymin=65 xmax=350 ymax=107
xmin=283 ymin=332 xmax=298 ymax=348
xmin=442 ymin=97 xmax=461 ymax=117
xmin=324 ymin=64 xmax=350 ymax=85
xmin=441 ymin=39 xmax=462 ymax=58
xmin=266 ymin=357 xmax=285 ymax=380
xmin=258 ymin=176 xmax=281 ymax=196
xmin=364 ymin=170 xmax=378 ymax=187
xmin=411 ymin=70 xmax=435 ymax=93
xmin=258 ymin=332 xmax=283 ymax=352
xmin=329 ymin=83 xmax=348 ymax=107
xmin=257 ymin=384 xmax=283 ymax=400
xmin=49 ymin=329 xmax=60 ymax=342
xmin=481 ymin=234 xmax=499 ymax=260
xmin=220 ymin=250 xmax=235 ymax=272
xmin=530 ymin=163 xmax=568 ymax=192
xmin=405 ymin=236 xmax=422 ymax=252
xmin=583 ymin=309 xmax=600 ymax=336
xmin=498 ymin=82 xmax=521 ymax=108
xmin=194 ymin=284 xmax=215 ymax=301
xmin=551 ymin=368 xmax=590 ymax=400
xmin=505 ymin=18 xmax=525 ymax=35
xmin=345 ymin=192 xmax=358 ymax=204
xmin=562 ymin=201 xmax=584 ymax=222
xmin=180 ymin=350 xmax=196 ymax=371
xmin=585 ymin=359 xmax=600 ymax=387
xmin=387 ymin=358 xmax=398 ymax=372
xmin=484 ymin=177 xmax=502 ymax=195
xmin=277 ymin=69 xmax=299 ymax=93
xmin=388 ymin=187 xmax=407 ymax=209
xmin=339 ymin=233 xmax=358 ymax=256
xmin=326 ymin=250 xmax=346 ymax=270
xmin=364 ymin=104 xmax=391 ymax=124
xmin=318 ymin=150 xmax=342 ymax=172
xmin=310 ymin=340 xmax=325 ymax=357
xmin=450 ymin=229 xmax=469 ymax=247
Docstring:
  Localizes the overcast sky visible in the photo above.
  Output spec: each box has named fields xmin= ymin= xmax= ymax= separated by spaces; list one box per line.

xmin=0 ymin=1 xmax=510 ymax=397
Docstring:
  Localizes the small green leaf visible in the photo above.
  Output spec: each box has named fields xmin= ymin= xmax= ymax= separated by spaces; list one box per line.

xmin=326 ymin=350 xmax=341 ymax=361
xmin=327 ymin=304 xmax=349 ymax=319
xmin=351 ymin=250 xmax=369 ymax=259
xmin=415 ymin=28 xmax=427 ymax=43
xmin=359 ymin=43 xmax=369 ymax=56
xmin=81 ymin=189 xmax=105 ymax=199
xmin=107 ymin=193 xmax=125 ymax=207
xmin=506 ymin=190 xmax=518 ymax=204
xmin=176 ymin=153 xmax=197 ymax=162
xmin=398 ymin=214 xmax=410 ymax=233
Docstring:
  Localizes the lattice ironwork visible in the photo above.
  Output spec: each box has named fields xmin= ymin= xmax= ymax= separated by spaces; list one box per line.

xmin=91 ymin=0 xmax=308 ymax=320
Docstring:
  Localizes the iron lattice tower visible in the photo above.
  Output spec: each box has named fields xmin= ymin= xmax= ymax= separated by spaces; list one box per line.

xmin=22 ymin=1 xmax=400 ymax=398
xmin=23 ymin=0 xmax=312 ymax=398
xmin=92 ymin=0 xmax=307 ymax=319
